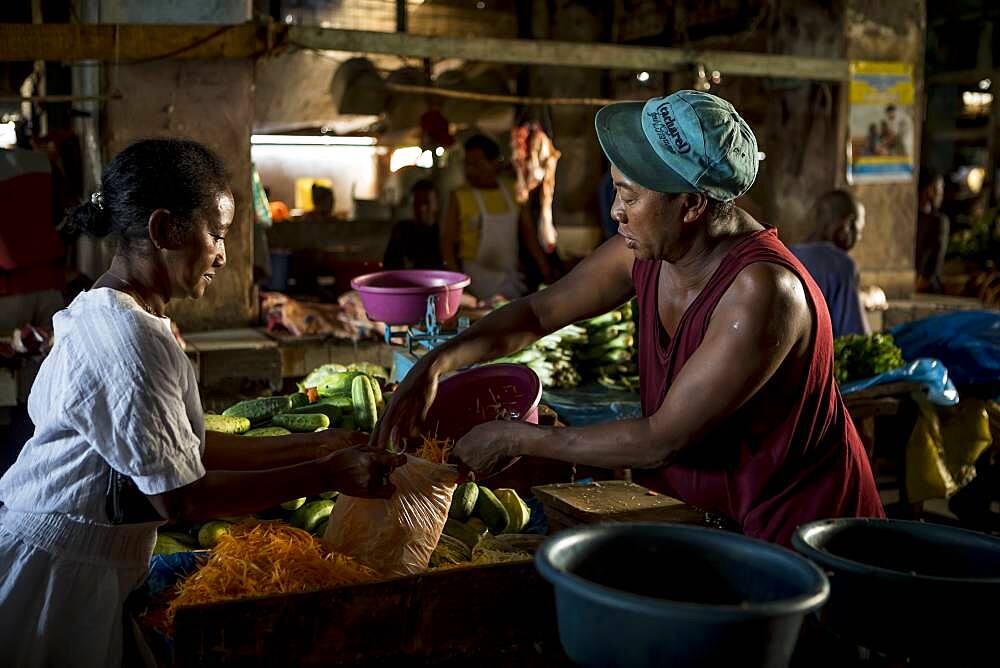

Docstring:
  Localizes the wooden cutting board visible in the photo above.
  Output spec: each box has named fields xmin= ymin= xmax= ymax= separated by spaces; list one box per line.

xmin=532 ymin=480 xmax=707 ymax=530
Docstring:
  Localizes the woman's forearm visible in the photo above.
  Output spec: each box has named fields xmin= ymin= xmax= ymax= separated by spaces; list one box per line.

xmin=151 ymin=460 xmax=326 ymax=522
xmin=202 ymin=430 xmax=323 ymax=470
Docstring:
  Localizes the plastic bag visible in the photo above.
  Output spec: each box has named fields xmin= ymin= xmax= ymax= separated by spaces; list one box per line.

xmin=891 ymin=311 xmax=1000 ymax=387
xmin=840 ymin=358 xmax=959 ymax=406
xmin=324 ymin=455 xmax=458 ymax=577
xmin=905 ymin=398 xmax=993 ymax=503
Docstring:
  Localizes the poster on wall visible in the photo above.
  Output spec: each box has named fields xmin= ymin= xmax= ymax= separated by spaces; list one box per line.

xmin=847 ymin=61 xmax=915 ymax=184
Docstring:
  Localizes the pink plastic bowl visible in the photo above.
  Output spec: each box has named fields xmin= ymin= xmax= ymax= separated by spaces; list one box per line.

xmin=424 ymin=364 xmax=542 ymax=442
xmin=351 ymin=270 xmax=471 ymax=326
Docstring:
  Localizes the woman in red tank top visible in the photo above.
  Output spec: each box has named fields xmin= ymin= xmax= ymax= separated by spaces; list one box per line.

xmin=374 ymin=91 xmax=884 ymax=546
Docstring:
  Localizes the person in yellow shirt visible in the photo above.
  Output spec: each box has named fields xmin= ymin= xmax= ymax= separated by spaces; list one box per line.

xmin=441 ymin=134 xmax=554 ymax=301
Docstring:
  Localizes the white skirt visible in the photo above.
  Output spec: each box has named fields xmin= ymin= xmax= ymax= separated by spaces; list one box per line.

xmin=0 ymin=508 xmax=158 ymax=668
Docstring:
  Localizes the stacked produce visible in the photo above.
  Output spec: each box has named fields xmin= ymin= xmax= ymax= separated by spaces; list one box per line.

xmin=154 ymin=362 xmax=392 ymax=556
xmin=833 ymin=333 xmax=906 ymax=384
xmin=576 ymin=300 xmax=638 ymax=391
xmin=489 ymin=301 xmax=638 ymax=391
xmin=428 ymin=481 xmax=536 ymax=567
xmin=491 ymin=323 xmax=586 ymax=389
xmin=206 ymin=362 xmax=389 ymax=436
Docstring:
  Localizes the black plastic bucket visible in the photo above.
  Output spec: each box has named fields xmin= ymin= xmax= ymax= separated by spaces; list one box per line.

xmin=536 ymin=523 xmax=829 ymax=668
xmin=793 ymin=518 xmax=1000 ymax=664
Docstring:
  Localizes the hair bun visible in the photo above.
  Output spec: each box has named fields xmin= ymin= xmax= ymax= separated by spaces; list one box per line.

xmin=65 ymin=198 xmax=113 ymax=238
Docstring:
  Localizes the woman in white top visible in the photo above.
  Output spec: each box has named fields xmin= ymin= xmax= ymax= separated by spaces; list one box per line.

xmin=0 ymin=139 xmax=404 ymax=668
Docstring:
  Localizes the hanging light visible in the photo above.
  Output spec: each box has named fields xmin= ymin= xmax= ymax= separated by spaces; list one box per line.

xmin=416 ymin=150 xmax=435 ymax=168
xmin=636 ymin=71 xmax=651 ymax=83
xmin=390 ymin=146 xmax=423 ymax=172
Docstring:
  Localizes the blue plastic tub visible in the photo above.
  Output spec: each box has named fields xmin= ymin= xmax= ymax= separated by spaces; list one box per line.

xmin=536 ymin=523 xmax=829 ymax=668
xmin=793 ymin=518 xmax=1000 ymax=662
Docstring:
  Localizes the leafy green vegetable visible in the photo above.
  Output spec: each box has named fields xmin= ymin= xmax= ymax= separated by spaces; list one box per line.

xmin=833 ymin=333 xmax=905 ymax=384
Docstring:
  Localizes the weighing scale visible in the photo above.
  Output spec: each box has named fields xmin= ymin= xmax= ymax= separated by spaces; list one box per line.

xmin=351 ymin=270 xmax=472 ymax=382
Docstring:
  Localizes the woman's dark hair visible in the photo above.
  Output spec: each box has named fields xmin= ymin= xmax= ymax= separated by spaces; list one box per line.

xmin=64 ymin=138 xmax=229 ymax=245
xmin=464 ymin=134 xmax=501 ymax=161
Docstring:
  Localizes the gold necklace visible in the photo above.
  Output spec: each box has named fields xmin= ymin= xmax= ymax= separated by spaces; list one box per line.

xmin=105 ymin=271 xmax=167 ymax=318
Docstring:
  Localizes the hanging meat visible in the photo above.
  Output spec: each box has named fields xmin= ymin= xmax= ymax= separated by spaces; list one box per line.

xmin=512 ymin=123 xmax=561 ymax=254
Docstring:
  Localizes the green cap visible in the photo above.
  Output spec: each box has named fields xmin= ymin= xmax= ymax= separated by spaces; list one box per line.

xmin=595 ymin=90 xmax=759 ymax=201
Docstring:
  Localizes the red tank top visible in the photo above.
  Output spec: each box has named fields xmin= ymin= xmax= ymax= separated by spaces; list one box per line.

xmin=632 ymin=227 xmax=884 ymax=546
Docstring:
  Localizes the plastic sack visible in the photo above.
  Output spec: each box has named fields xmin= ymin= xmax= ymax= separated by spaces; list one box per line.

xmin=324 ymin=455 xmax=458 ymax=577
xmin=891 ymin=311 xmax=1000 ymax=388
xmin=905 ymin=398 xmax=993 ymax=503
xmin=840 ymin=358 xmax=959 ymax=406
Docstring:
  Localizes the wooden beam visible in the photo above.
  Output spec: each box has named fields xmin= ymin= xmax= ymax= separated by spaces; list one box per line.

xmin=289 ymin=26 xmax=850 ymax=82
xmin=0 ymin=21 xmax=851 ymax=82
xmin=0 ymin=22 xmax=267 ymax=62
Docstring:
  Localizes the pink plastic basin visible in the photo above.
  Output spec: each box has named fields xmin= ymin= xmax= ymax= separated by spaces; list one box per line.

xmin=424 ymin=364 xmax=542 ymax=442
xmin=351 ymin=270 xmax=470 ymax=326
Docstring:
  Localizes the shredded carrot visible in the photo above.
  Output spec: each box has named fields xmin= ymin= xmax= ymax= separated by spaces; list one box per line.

xmin=306 ymin=387 xmax=319 ymax=403
xmin=416 ymin=433 xmax=455 ymax=464
xmin=165 ymin=521 xmax=375 ymax=627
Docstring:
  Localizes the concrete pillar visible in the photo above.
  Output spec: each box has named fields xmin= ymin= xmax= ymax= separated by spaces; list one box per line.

xmin=100 ymin=0 xmax=256 ymax=331
xmin=844 ymin=0 xmax=926 ymax=298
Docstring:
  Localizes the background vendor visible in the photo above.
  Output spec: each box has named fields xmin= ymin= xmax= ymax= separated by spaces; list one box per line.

xmin=440 ymin=134 xmax=554 ymax=301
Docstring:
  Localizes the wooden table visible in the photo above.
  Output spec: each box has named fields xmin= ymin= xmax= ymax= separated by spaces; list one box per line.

xmin=172 ymin=560 xmax=566 ymax=667
xmin=843 ymin=381 xmax=927 ymax=515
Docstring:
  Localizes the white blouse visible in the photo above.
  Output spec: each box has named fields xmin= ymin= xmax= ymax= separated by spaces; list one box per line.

xmin=0 ymin=288 xmax=205 ymax=523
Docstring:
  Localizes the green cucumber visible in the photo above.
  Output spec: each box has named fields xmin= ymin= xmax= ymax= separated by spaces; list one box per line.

xmin=369 ymin=376 xmax=385 ymax=416
xmin=320 ymin=395 xmax=354 ymax=410
xmin=290 ymin=499 xmax=335 ymax=532
xmin=351 ymin=375 xmax=377 ymax=432
xmin=474 ymin=486 xmax=510 ymax=534
xmin=286 ymin=403 xmax=341 ymax=423
xmin=273 ymin=413 xmax=330 ymax=432
xmin=280 ymin=497 xmax=306 ymax=511
xmin=287 ymin=392 xmax=312 ymax=409
xmin=204 ymin=414 xmax=251 ymax=434
xmin=222 ymin=396 xmax=293 ymax=424
xmin=244 ymin=426 xmax=293 ymax=437
xmin=494 ymin=488 xmax=530 ymax=533
xmin=448 ymin=482 xmax=479 ymax=520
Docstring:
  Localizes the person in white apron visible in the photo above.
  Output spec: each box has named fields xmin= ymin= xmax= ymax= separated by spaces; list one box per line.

xmin=440 ymin=134 xmax=555 ymax=302
xmin=463 ymin=181 xmax=525 ymax=300
xmin=0 ymin=139 xmax=403 ymax=668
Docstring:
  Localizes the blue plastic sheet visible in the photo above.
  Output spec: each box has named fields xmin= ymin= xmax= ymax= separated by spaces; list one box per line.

xmin=144 ymin=551 xmax=203 ymax=597
xmin=840 ymin=358 xmax=959 ymax=406
xmin=542 ymin=384 xmax=642 ymax=426
xmin=890 ymin=311 xmax=1000 ymax=388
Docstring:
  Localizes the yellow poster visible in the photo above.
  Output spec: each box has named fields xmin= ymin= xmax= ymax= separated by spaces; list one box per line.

xmin=848 ymin=61 xmax=915 ymax=184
